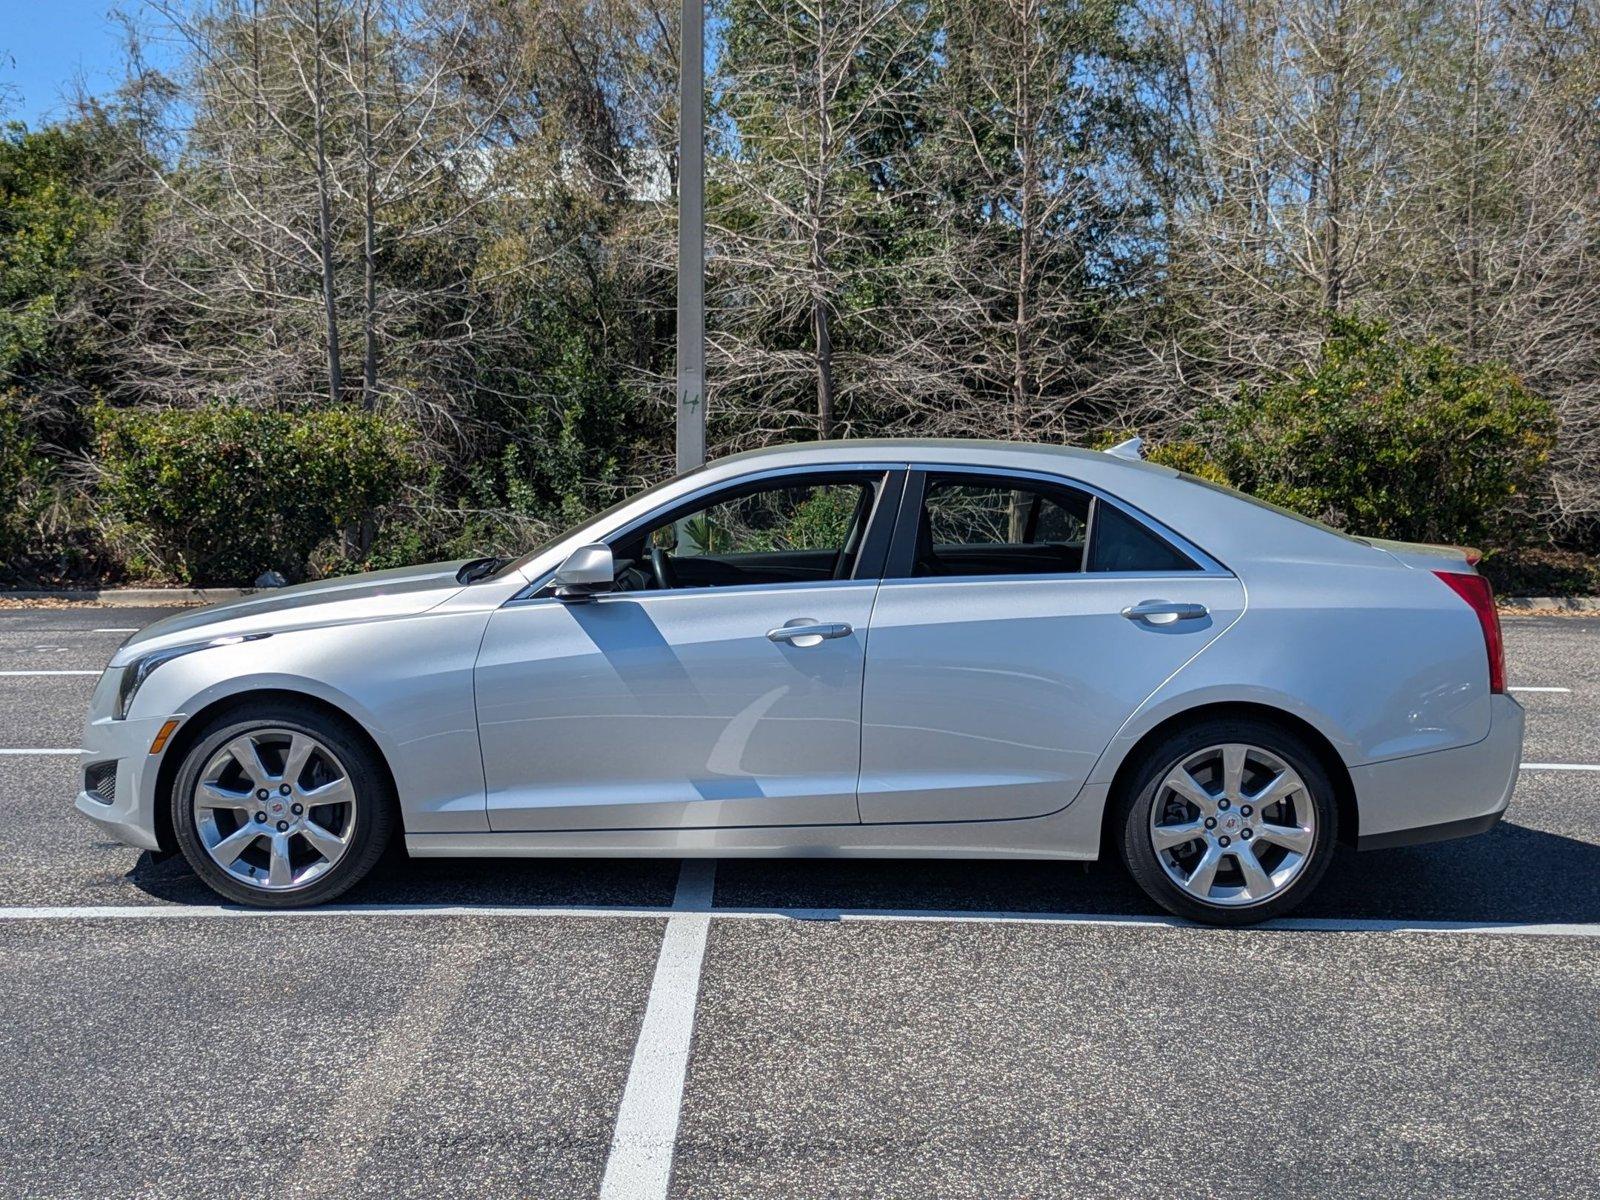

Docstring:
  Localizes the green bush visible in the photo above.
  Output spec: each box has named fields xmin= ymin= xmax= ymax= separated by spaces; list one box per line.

xmin=0 ymin=392 xmax=81 ymax=576
xmin=1207 ymin=318 xmax=1555 ymax=547
xmin=0 ymin=395 xmax=42 ymax=561
xmin=94 ymin=404 xmax=418 ymax=585
xmin=319 ymin=445 xmax=564 ymax=576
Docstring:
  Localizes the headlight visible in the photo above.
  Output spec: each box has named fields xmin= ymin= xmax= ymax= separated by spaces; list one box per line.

xmin=113 ymin=634 xmax=270 ymax=720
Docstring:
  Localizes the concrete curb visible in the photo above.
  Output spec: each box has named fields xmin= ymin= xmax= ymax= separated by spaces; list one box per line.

xmin=0 ymin=587 xmax=258 ymax=606
xmin=1498 ymin=597 xmax=1600 ymax=613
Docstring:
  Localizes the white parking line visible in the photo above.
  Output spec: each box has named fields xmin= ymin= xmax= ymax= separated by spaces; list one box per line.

xmin=1520 ymin=762 xmax=1600 ymax=771
xmin=0 ymin=670 xmax=100 ymax=677
xmin=0 ymin=897 xmax=1595 ymax=939
xmin=94 ymin=628 xmax=139 ymax=634
xmin=1509 ymin=686 xmax=1572 ymax=693
xmin=0 ymin=749 xmax=80 ymax=756
xmin=600 ymin=860 xmax=716 ymax=1200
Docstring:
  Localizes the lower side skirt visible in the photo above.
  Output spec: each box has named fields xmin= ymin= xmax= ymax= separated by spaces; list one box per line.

xmin=406 ymin=785 xmax=1109 ymax=860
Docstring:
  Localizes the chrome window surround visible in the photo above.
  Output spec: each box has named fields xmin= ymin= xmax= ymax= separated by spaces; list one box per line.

xmin=886 ymin=462 xmax=1231 ymax=582
xmin=510 ymin=458 xmax=1229 ymax=605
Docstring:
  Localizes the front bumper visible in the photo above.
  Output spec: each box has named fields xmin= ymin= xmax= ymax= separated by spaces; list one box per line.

xmin=74 ymin=697 xmax=182 ymax=852
xmin=1353 ymin=692 xmax=1524 ymax=851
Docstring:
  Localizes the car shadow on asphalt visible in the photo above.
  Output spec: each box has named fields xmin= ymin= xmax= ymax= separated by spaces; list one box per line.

xmin=123 ymin=850 xmax=682 ymax=908
xmin=120 ymin=819 xmax=1598 ymax=925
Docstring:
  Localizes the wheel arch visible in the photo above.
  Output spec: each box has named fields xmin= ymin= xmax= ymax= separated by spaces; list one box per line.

xmin=152 ymin=688 xmax=400 ymax=854
xmin=1097 ymin=700 xmax=1359 ymax=861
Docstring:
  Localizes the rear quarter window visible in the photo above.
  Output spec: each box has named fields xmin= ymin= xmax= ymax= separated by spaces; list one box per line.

xmin=1088 ymin=503 xmax=1198 ymax=573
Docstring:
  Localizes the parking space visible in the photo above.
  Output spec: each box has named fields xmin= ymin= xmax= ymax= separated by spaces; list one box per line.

xmin=1 ymin=604 xmax=1597 ymax=1197
xmin=675 ymin=920 xmax=1600 ymax=1198
xmin=0 ymin=914 xmax=664 ymax=1199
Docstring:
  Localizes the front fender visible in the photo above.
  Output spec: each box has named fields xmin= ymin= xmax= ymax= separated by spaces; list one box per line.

xmin=125 ymin=609 xmax=492 ymax=834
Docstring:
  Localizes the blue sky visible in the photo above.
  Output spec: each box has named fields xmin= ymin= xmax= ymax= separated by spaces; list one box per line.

xmin=1 ymin=0 xmax=168 ymax=127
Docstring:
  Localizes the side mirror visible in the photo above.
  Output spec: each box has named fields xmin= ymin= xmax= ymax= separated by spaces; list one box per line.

xmin=552 ymin=543 xmax=615 ymax=601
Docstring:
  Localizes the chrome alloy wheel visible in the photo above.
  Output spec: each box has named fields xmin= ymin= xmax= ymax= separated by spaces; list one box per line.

xmin=1148 ymin=742 xmax=1317 ymax=908
xmin=191 ymin=728 xmax=359 ymax=892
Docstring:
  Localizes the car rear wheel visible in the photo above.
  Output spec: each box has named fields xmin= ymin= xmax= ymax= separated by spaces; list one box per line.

xmin=1117 ymin=719 xmax=1338 ymax=926
xmin=171 ymin=702 xmax=395 ymax=907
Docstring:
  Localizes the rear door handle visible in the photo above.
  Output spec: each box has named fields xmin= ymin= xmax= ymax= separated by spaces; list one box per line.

xmin=1121 ymin=600 xmax=1208 ymax=625
xmin=767 ymin=620 xmax=853 ymax=646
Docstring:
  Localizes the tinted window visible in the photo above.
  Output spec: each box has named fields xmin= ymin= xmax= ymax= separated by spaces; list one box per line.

xmin=914 ymin=476 xmax=1091 ymax=577
xmin=1088 ymin=502 xmax=1197 ymax=573
xmin=652 ymin=482 xmax=869 ymax=558
xmin=613 ymin=477 xmax=878 ymax=590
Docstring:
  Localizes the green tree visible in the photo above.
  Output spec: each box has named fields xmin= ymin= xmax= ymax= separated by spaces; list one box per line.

xmin=0 ymin=122 xmax=107 ymax=382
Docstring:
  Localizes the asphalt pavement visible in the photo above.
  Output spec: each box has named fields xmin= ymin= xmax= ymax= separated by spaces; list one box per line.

xmin=0 ymin=605 xmax=1596 ymax=1198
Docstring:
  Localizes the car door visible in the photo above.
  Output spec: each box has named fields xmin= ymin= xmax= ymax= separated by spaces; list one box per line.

xmin=475 ymin=468 xmax=901 ymax=831
xmin=858 ymin=467 xmax=1246 ymax=824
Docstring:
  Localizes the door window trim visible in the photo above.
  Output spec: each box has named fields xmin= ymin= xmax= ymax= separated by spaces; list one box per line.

xmin=512 ymin=464 xmax=908 ymax=602
xmin=883 ymin=464 xmax=1229 ymax=582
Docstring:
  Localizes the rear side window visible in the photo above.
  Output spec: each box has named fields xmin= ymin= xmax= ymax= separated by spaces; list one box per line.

xmin=896 ymin=471 xmax=1201 ymax=578
xmin=916 ymin=476 xmax=1091 ymax=577
xmin=1088 ymin=502 xmax=1197 ymax=573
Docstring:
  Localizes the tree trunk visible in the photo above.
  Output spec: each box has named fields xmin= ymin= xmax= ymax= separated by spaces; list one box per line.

xmin=360 ymin=0 xmax=379 ymax=406
xmin=312 ymin=0 xmax=344 ymax=404
xmin=1012 ymin=0 xmax=1037 ymax=441
xmin=813 ymin=290 xmax=834 ymax=439
xmin=811 ymin=10 xmax=835 ymax=440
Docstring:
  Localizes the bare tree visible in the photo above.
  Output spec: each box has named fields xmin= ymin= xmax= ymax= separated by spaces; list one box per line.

xmin=1138 ymin=0 xmax=1420 ymax=394
xmin=710 ymin=0 xmax=933 ymax=442
xmin=890 ymin=0 xmax=1150 ymax=442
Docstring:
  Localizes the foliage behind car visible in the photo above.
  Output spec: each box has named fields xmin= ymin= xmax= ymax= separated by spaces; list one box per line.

xmin=93 ymin=403 xmax=417 ymax=585
xmin=1205 ymin=319 xmax=1556 ymax=548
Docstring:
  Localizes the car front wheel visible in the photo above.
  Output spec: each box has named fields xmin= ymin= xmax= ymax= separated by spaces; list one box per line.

xmin=1117 ymin=719 xmax=1338 ymax=926
xmin=171 ymin=702 xmax=395 ymax=907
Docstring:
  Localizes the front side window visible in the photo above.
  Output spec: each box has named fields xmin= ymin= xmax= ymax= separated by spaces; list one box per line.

xmin=610 ymin=475 xmax=880 ymax=591
xmin=904 ymin=471 xmax=1198 ymax=578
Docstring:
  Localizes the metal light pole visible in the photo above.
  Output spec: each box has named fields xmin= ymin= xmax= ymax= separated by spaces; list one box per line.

xmin=674 ymin=0 xmax=706 ymax=473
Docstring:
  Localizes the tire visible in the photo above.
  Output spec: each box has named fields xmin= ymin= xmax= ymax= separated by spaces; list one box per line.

xmin=1115 ymin=717 xmax=1338 ymax=926
xmin=170 ymin=701 xmax=396 ymax=907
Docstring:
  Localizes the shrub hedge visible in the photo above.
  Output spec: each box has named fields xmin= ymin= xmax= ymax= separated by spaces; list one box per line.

xmin=1204 ymin=318 xmax=1556 ymax=548
xmin=93 ymin=404 xmax=417 ymax=585
xmin=0 ymin=396 xmax=38 ymax=561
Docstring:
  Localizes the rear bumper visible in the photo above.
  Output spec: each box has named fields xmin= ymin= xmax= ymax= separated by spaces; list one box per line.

xmin=1353 ymin=693 xmax=1523 ymax=851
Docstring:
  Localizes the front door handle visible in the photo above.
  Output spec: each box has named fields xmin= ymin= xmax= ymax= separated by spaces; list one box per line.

xmin=767 ymin=620 xmax=853 ymax=647
xmin=1121 ymin=600 xmax=1209 ymax=625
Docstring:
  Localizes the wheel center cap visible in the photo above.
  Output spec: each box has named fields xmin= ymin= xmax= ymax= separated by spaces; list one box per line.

xmin=271 ymin=801 xmax=286 ymax=815
xmin=1222 ymin=814 xmax=1240 ymax=831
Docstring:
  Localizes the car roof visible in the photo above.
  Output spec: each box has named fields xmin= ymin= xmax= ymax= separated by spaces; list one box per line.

xmin=709 ymin=437 xmax=1173 ymax=474
xmin=702 ymin=438 xmax=1189 ymax=495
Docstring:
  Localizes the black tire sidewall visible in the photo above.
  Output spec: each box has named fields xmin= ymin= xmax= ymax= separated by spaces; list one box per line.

xmin=171 ymin=704 xmax=394 ymax=907
xmin=1117 ymin=718 xmax=1339 ymax=926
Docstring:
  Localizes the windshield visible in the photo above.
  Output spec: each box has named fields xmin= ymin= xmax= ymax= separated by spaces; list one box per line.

xmin=488 ymin=465 xmax=711 ymax=581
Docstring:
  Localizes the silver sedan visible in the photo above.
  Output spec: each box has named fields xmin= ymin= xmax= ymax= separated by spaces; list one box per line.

xmin=75 ymin=439 xmax=1524 ymax=924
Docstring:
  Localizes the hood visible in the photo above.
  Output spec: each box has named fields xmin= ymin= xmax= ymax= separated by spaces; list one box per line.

xmin=114 ymin=560 xmax=470 ymax=662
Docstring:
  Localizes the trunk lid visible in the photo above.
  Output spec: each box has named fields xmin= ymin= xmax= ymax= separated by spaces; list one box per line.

xmin=1364 ymin=537 xmax=1481 ymax=573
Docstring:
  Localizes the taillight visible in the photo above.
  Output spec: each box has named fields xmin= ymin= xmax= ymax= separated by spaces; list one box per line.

xmin=1434 ymin=571 xmax=1505 ymax=694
